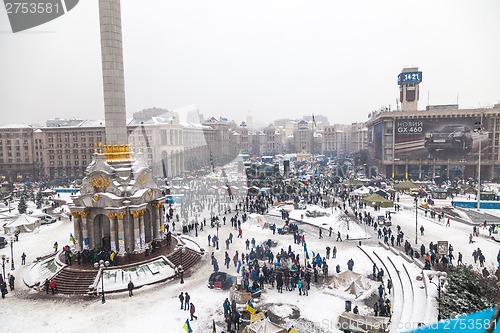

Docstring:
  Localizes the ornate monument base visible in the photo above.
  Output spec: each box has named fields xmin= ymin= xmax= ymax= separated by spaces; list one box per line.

xmin=69 ymin=147 xmax=165 ymax=255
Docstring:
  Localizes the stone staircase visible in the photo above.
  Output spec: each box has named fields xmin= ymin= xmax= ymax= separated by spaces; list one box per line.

xmin=52 ymin=268 xmax=98 ymax=295
xmin=166 ymin=248 xmax=201 ymax=270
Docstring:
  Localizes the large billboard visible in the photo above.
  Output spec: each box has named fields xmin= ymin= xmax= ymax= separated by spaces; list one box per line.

xmin=394 ymin=117 xmax=488 ymax=160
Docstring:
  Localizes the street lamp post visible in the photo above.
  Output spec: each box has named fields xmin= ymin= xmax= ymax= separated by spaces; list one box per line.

xmin=94 ymin=259 xmax=110 ymax=304
xmin=9 ymin=237 xmax=15 ymax=270
xmin=429 ymin=272 xmax=447 ymax=321
xmin=1 ymin=254 xmax=7 ymax=279
xmin=414 ymin=195 xmax=418 ymax=245
xmin=179 ymin=246 xmax=186 ymax=284
xmin=474 ymin=121 xmax=482 ymax=211
xmin=216 ymin=222 xmax=219 ymax=250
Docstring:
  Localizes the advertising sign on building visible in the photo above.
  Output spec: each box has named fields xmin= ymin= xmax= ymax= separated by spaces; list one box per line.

xmin=393 ymin=117 xmax=487 ymax=160
xmin=437 ymin=241 xmax=449 ymax=255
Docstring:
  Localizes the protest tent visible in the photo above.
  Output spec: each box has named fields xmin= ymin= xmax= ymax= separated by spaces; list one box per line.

xmin=345 ymin=280 xmax=364 ymax=298
xmin=242 ymin=318 xmax=287 ymax=333
xmin=394 ymin=180 xmax=417 ymax=191
xmin=362 ymin=194 xmax=394 ymax=208
xmin=3 ymin=214 xmax=41 ymax=234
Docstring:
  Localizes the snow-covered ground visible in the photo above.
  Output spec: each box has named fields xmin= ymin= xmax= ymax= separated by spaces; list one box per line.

xmin=0 ymin=192 xmax=498 ymax=333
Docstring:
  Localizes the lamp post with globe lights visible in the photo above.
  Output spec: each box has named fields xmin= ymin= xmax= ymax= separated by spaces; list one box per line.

xmin=179 ymin=246 xmax=186 ymax=284
xmin=428 ymin=271 xmax=447 ymax=321
xmin=94 ymin=260 xmax=110 ymax=304
xmin=474 ymin=120 xmax=483 ymax=211
xmin=216 ymin=222 xmax=220 ymax=250
xmin=9 ymin=236 xmax=15 ymax=270
xmin=414 ymin=195 xmax=418 ymax=245
xmin=1 ymin=254 xmax=8 ymax=279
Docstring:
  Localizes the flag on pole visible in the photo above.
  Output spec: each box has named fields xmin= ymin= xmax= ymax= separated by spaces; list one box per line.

xmin=212 ymin=319 xmax=216 ymax=333
xmin=69 ymin=233 xmax=76 ymax=247
xmin=246 ymin=300 xmax=257 ymax=314
xmin=288 ymin=326 xmax=297 ymax=333
xmin=312 ymin=114 xmax=317 ymax=127
xmin=303 ymin=242 xmax=310 ymax=260
xmin=182 ymin=319 xmax=193 ymax=333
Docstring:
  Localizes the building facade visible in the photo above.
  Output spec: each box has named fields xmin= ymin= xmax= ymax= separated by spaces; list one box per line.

xmin=366 ymin=104 xmax=500 ymax=180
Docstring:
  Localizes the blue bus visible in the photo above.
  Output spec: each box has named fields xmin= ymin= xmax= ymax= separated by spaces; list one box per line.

xmin=166 ymin=194 xmax=185 ymax=204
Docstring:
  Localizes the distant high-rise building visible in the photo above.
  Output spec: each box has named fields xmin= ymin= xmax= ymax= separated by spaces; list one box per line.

xmin=246 ymin=110 xmax=253 ymax=130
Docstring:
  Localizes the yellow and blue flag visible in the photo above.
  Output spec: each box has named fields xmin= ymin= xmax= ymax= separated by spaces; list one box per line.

xmin=182 ymin=319 xmax=193 ymax=333
xmin=212 ymin=319 xmax=216 ymax=333
xmin=288 ymin=325 xmax=297 ymax=333
xmin=303 ymin=242 xmax=310 ymax=260
xmin=246 ymin=300 xmax=256 ymax=314
xmin=69 ymin=233 xmax=76 ymax=247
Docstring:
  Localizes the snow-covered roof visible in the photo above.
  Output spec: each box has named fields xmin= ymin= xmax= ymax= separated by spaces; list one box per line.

xmin=0 ymin=123 xmax=32 ymax=129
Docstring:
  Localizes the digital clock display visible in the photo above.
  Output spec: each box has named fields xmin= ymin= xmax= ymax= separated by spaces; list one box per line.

xmin=397 ymin=71 xmax=422 ymax=85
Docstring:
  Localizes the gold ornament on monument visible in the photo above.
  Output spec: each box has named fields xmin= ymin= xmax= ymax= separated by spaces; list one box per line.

xmin=137 ymin=172 xmax=150 ymax=185
xmin=91 ymin=174 xmax=110 ymax=189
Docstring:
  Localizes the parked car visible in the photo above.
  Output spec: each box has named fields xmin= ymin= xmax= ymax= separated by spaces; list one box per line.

xmin=208 ymin=272 xmax=236 ymax=290
xmin=0 ymin=236 xmax=7 ymax=249
xmin=42 ymin=217 xmax=58 ymax=225
xmin=424 ymin=125 xmax=473 ymax=152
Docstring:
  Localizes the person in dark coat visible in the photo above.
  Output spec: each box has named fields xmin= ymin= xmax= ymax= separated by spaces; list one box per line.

xmin=184 ymin=292 xmax=190 ymax=310
xmin=21 ymin=252 xmax=26 ymax=265
xmin=127 ymin=280 xmax=134 ymax=297
xmin=179 ymin=292 xmax=184 ymax=309
xmin=232 ymin=310 xmax=241 ymax=330
xmin=378 ymin=284 xmax=384 ymax=298
xmin=44 ymin=278 xmax=50 ymax=294
xmin=0 ymin=281 xmax=7 ymax=298
xmin=387 ymin=279 xmax=392 ymax=294
xmin=8 ymin=274 xmax=15 ymax=290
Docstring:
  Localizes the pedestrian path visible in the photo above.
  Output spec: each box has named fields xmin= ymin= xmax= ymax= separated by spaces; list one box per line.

xmin=359 ymin=244 xmax=427 ymax=332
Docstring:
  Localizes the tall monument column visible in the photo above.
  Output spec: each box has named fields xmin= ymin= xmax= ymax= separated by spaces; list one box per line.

xmin=99 ymin=0 xmax=128 ymax=145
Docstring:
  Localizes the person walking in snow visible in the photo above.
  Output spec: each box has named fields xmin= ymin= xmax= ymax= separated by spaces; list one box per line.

xmin=179 ymin=292 xmax=184 ymax=310
xmin=49 ymin=279 xmax=57 ymax=294
xmin=127 ymin=280 xmax=134 ymax=297
xmin=190 ymin=302 xmax=198 ymax=320
xmin=184 ymin=292 xmax=190 ymax=311
xmin=378 ymin=284 xmax=385 ymax=298
xmin=8 ymin=274 xmax=15 ymax=290
xmin=44 ymin=278 xmax=50 ymax=294
xmin=0 ymin=281 xmax=7 ymax=298
xmin=347 ymin=258 xmax=354 ymax=271
xmin=387 ymin=279 xmax=392 ymax=295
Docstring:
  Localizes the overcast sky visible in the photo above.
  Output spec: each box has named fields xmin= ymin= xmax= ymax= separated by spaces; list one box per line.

xmin=1 ymin=0 xmax=499 ymax=127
